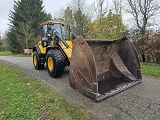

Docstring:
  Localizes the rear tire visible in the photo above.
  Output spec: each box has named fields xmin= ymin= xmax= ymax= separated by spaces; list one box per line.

xmin=46 ymin=49 xmax=65 ymax=78
xmin=33 ymin=51 xmax=44 ymax=70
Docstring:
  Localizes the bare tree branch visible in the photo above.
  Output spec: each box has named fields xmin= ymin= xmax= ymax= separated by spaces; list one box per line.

xmin=127 ymin=0 xmax=160 ymax=34
xmin=94 ymin=0 xmax=108 ymax=18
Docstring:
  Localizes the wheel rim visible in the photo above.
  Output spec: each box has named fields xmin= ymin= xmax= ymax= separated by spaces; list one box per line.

xmin=33 ymin=55 xmax=37 ymax=66
xmin=48 ymin=57 xmax=54 ymax=71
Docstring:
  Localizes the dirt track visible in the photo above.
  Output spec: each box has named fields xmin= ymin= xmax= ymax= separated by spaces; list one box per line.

xmin=0 ymin=56 xmax=160 ymax=120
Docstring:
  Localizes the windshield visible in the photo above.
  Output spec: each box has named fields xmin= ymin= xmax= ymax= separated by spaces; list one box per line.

xmin=48 ymin=24 xmax=66 ymax=39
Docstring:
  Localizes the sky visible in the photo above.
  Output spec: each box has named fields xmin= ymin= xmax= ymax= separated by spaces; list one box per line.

xmin=0 ymin=0 xmax=123 ymax=37
xmin=0 ymin=0 xmax=95 ymax=37
xmin=0 ymin=0 xmax=127 ymax=38
xmin=1 ymin=0 xmax=160 ymax=38
xmin=0 ymin=0 xmax=73 ymax=37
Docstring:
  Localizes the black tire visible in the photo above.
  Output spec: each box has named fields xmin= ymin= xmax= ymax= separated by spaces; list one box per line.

xmin=46 ymin=49 xmax=65 ymax=78
xmin=33 ymin=51 xmax=44 ymax=70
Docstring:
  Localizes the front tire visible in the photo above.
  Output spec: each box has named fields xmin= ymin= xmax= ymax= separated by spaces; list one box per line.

xmin=46 ymin=49 xmax=65 ymax=78
xmin=33 ymin=51 xmax=44 ymax=70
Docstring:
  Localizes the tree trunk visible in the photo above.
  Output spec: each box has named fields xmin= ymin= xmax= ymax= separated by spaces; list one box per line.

xmin=142 ymin=54 xmax=146 ymax=62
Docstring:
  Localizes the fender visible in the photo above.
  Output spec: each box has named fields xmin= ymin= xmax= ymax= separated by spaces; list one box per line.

xmin=33 ymin=45 xmax=46 ymax=64
xmin=33 ymin=45 xmax=41 ymax=54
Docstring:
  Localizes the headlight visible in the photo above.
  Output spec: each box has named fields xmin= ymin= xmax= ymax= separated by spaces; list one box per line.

xmin=46 ymin=33 xmax=51 ymax=37
xmin=42 ymin=41 xmax=48 ymax=47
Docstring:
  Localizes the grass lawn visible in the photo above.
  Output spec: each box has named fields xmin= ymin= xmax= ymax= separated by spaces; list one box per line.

xmin=141 ymin=63 xmax=160 ymax=77
xmin=0 ymin=51 xmax=13 ymax=56
xmin=0 ymin=63 xmax=90 ymax=120
xmin=0 ymin=51 xmax=31 ymax=57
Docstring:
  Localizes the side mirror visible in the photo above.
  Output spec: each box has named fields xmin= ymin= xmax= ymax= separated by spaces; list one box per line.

xmin=47 ymin=26 xmax=52 ymax=37
xmin=39 ymin=25 xmax=45 ymax=36
xmin=40 ymin=29 xmax=45 ymax=36
xmin=40 ymin=25 xmax=43 ymax=29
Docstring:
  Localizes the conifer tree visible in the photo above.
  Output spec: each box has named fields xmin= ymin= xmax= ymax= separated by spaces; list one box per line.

xmin=7 ymin=0 xmax=51 ymax=53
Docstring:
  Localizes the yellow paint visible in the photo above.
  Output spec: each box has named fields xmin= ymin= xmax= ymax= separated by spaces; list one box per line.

xmin=33 ymin=55 xmax=37 ymax=66
xmin=60 ymin=39 xmax=73 ymax=59
xmin=37 ymin=21 xmax=73 ymax=59
xmin=50 ymin=40 xmax=55 ymax=46
xmin=31 ymin=52 xmax=33 ymax=57
xmin=48 ymin=57 xmax=54 ymax=71
xmin=41 ymin=21 xmax=65 ymax=26
xmin=38 ymin=42 xmax=46 ymax=54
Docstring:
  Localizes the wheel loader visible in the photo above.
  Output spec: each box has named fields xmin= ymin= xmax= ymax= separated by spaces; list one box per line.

xmin=32 ymin=21 xmax=72 ymax=77
xmin=32 ymin=20 xmax=142 ymax=101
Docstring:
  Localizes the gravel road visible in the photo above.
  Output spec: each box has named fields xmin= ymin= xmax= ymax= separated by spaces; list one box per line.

xmin=0 ymin=56 xmax=160 ymax=120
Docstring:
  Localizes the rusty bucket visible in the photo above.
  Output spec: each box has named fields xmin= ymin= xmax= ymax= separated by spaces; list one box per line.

xmin=69 ymin=35 xmax=142 ymax=101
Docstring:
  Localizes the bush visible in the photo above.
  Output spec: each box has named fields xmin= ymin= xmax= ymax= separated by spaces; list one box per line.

xmin=0 ymin=40 xmax=10 ymax=51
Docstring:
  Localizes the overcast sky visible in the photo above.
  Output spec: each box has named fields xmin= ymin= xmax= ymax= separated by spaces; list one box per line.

xmin=0 ymin=0 xmax=122 ymax=37
xmin=1 ymin=0 xmax=160 ymax=37
xmin=0 ymin=0 xmax=96 ymax=37
xmin=0 ymin=0 xmax=74 ymax=37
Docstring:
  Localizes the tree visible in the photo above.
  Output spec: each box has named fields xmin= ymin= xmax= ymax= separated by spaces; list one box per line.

xmin=93 ymin=0 xmax=108 ymax=32
xmin=7 ymin=0 xmax=51 ymax=53
xmin=57 ymin=0 xmax=91 ymax=37
xmin=126 ymin=0 xmax=160 ymax=62
xmin=70 ymin=0 xmax=91 ymax=37
xmin=113 ymin=0 xmax=122 ymax=32
xmin=63 ymin=6 xmax=74 ymax=25
xmin=0 ymin=34 xmax=10 ymax=51
xmin=72 ymin=9 xmax=91 ymax=36
xmin=94 ymin=0 xmax=108 ymax=19
xmin=87 ymin=10 xmax=127 ymax=39
xmin=7 ymin=29 xmax=21 ymax=53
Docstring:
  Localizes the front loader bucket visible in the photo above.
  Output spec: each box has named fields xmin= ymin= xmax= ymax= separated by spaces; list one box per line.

xmin=69 ymin=35 xmax=142 ymax=101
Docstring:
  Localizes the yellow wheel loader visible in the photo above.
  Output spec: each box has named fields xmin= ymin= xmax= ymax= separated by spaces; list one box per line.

xmin=32 ymin=21 xmax=73 ymax=77
xmin=32 ymin=21 xmax=142 ymax=101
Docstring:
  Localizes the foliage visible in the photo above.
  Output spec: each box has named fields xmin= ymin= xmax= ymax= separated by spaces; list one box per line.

xmin=130 ymin=29 xmax=160 ymax=64
xmin=7 ymin=0 xmax=51 ymax=53
xmin=58 ymin=6 xmax=126 ymax=39
xmin=73 ymin=9 xmax=91 ymax=37
xmin=63 ymin=7 xmax=74 ymax=26
xmin=126 ymin=0 xmax=160 ymax=62
xmin=0 ymin=38 xmax=10 ymax=52
xmin=144 ymin=32 xmax=160 ymax=64
xmin=0 ymin=41 xmax=4 ymax=51
xmin=59 ymin=0 xmax=91 ymax=38
xmin=6 ymin=29 xmax=21 ymax=53
xmin=87 ymin=10 xmax=127 ymax=39
xmin=0 ymin=63 xmax=90 ymax=120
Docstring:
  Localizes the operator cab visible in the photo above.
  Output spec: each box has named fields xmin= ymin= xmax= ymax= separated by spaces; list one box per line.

xmin=40 ymin=21 xmax=66 ymax=47
xmin=40 ymin=21 xmax=66 ymax=37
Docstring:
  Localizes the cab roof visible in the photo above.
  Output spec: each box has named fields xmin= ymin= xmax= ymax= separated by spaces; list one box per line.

xmin=40 ymin=21 xmax=65 ymax=26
